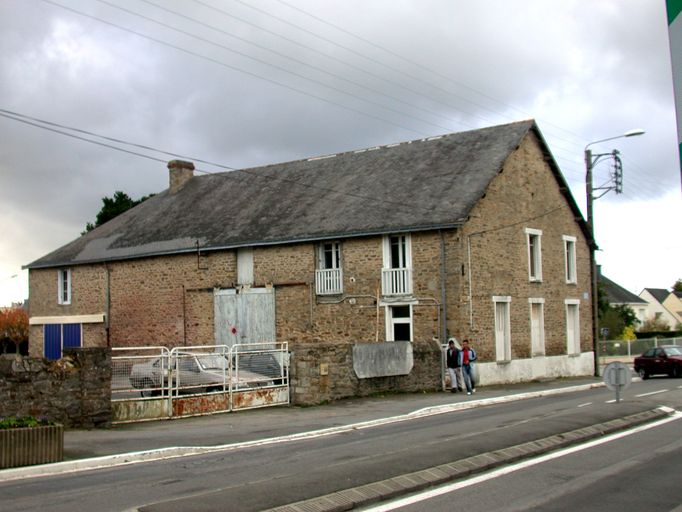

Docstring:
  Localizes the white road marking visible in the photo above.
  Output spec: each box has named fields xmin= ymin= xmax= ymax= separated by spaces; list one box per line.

xmin=360 ymin=408 xmax=682 ymax=512
xmin=0 ymin=382 xmax=607 ymax=483
xmin=636 ymin=389 xmax=669 ymax=397
xmin=577 ymin=402 xmax=592 ymax=408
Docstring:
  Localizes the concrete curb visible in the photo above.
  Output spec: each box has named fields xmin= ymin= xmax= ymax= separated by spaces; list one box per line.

xmin=0 ymin=382 xmax=605 ymax=483
xmin=262 ymin=407 xmax=674 ymax=512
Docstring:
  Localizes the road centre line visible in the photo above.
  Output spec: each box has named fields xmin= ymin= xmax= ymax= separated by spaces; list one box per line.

xmin=636 ymin=389 xmax=669 ymax=397
xmin=361 ymin=408 xmax=682 ymax=512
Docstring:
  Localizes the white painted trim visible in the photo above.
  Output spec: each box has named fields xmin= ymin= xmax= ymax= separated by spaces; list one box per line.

xmin=562 ymin=235 xmax=578 ymax=284
xmin=525 ymin=228 xmax=543 ymax=282
xmin=492 ymin=296 xmax=511 ymax=302
xmin=29 ymin=314 xmax=106 ymax=325
xmin=564 ymin=299 xmax=581 ymax=305
xmin=528 ymin=297 xmax=545 ymax=304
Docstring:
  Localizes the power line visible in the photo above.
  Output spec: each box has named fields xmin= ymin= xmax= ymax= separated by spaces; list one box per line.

xmin=137 ymin=0 xmax=474 ymax=132
xmin=273 ymin=0 xmax=591 ymax=147
xmin=39 ymin=0 xmax=428 ymax=137
xmin=0 ymin=108 xmax=235 ymax=171
xmin=0 ymin=107 xmax=436 ymax=213
xmin=0 ymin=111 xmax=168 ymax=165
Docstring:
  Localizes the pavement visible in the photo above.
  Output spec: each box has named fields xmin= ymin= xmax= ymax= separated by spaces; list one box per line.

xmin=2 ymin=375 xmax=677 ymax=511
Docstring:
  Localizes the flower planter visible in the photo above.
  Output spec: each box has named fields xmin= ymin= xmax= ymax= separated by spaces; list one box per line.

xmin=0 ymin=424 xmax=63 ymax=469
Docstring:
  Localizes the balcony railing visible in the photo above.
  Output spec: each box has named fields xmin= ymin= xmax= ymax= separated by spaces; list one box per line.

xmin=315 ymin=268 xmax=343 ymax=295
xmin=381 ymin=267 xmax=412 ymax=296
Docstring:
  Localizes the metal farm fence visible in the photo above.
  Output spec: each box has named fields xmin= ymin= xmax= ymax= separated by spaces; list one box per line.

xmin=111 ymin=343 xmax=289 ymax=422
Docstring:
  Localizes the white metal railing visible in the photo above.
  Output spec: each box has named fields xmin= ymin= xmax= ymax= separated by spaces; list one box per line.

xmin=381 ymin=267 xmax=412 ymax=296
xmin=599 ymin=336 xmax=682 ymax=362
xmin=315 ymin=268 xmax=343 ymax=295
xmin=111 ymin=343 xmax=289 ymax=418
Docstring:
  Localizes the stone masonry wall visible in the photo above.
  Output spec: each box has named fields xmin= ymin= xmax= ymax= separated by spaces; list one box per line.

xmin=0 ymin=348 xmax=112 ymax=428
xmin=290 ymin=339 xmax=442 ymax=405
xmin=449 ymin=131 xmax=593 ymax=361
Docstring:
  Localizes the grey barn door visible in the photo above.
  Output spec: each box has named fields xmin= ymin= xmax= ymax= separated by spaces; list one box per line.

xmin=214 ymin=288 xmax=276 ymax=347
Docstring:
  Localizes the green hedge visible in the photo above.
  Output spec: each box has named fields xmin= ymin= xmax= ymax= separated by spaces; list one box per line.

xmin=0 ymin=416 xmax=57 ymax=429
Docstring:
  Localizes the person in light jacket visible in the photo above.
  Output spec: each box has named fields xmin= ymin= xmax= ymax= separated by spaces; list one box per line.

xmin=458 ymin=339 xmax=477 ymax=395
xmin=445 ymin=339 xmax=463 ymax=393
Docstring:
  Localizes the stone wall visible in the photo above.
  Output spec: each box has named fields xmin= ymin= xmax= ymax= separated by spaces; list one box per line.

xmin=0 ymin=348 xmax=111 ymax=428
xmin=290 ymin=339 xmax=442 ymax=405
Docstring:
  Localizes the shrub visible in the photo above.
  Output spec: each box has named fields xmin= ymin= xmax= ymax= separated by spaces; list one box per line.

xmin=0 ymin=416 xmax=57 ymax=429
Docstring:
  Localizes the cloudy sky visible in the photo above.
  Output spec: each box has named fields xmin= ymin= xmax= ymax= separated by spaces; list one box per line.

xmin=0 ymin=0 xmax=680 ymax=306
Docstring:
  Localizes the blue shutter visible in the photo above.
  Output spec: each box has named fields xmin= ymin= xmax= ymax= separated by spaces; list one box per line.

xmin=44 ymin=324 xmax=62 ymax=360
xmin=63 ymin=324 xmax=82 ymax=349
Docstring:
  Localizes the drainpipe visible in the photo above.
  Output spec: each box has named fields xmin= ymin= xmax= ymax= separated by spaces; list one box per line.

xmin=439 ymin=231 xmax=447 ymax=342
xmin=105 ymin=263 xmax=111 ymax=347
xmin=467 ymin=235 xmax=474 ymax=329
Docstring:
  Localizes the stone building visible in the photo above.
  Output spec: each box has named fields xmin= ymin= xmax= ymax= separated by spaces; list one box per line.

xmin=25 ymin=120 xmax=595 ymax=403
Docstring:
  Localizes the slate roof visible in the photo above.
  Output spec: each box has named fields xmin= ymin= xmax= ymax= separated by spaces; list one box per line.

xmin=644 ymin=288 xmax=672 ymax=304
xmin=599 ymin=275 xmax=647 ymax=305
xmin=26 ymin=120 xmax=588 ymax=269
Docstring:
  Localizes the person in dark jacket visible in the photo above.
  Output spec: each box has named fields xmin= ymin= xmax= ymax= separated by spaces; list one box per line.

xmin=445 ymin=338 xmax=463 ymax=393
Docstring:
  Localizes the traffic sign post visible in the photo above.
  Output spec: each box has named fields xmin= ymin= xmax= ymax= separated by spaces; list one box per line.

xmin=603 ymin=361 xmax=632 ymax=403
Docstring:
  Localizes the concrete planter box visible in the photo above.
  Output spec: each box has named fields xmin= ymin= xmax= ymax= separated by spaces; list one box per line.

xmin=0 ymin=425 xmax=64 ymax=469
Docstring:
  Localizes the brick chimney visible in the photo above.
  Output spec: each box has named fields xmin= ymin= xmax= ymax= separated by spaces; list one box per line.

xmin=168 ymin=160 xmax=195 ymax=194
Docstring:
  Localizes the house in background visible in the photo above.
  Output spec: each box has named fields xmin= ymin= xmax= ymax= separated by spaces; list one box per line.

xmin=25 ymin=120 xmax=595 ymax=404
xmin=598 ymin=273 xmax=648 ymax=325
xmin=663 ymin=291 xmax=682 ymax=328
xmin=639 ymin=288 xmax=681 ymax=330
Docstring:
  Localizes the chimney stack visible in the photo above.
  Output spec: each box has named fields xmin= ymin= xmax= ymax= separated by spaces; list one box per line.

xmin=168 ymin=160 xmax=195 ymax=193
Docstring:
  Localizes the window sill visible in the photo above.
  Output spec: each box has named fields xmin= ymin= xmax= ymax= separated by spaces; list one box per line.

xmin=496 ymin=359 xmax=511 ymax=365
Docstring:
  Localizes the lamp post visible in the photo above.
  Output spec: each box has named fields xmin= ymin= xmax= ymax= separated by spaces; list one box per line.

xmin=585 ymin=128 xmax=644 ymax=376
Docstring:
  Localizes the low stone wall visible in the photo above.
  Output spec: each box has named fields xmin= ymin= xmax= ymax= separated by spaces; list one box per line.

xmin=0 ymin=348 xmax=112 ymax=428
xmin=290 ymin=340 xmax=442 ymax=405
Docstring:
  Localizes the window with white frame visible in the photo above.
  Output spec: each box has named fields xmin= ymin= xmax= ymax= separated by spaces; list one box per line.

xmin=525 ymin=228 xmax=543 ymax=282
xmin=529 ymin=298 xmax=545 ymax=356
xmin=382 ymin=234 xmax=412 ymax=296
xmin=563 ymin=235 xmax=577 ymax=284
xmin=493 ymin=296 xmax=511 ymax=361
xmin=386 ymin=304 xmax=412 ymax=341
xmin=315 ymin=241 xmax=343 ymax=295
xmin=565 ymin=299 xmax=581 ymax=355
xmin=57 ymin=268 xmax=71 ymax=305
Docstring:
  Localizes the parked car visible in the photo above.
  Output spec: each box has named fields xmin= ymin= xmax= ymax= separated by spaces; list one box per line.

xmin=129 ymin=352 xmax=273 ymax=396
xmin=234 ymin=351 xmax=286 ymax=385
xmin=633 ymin=345 xmax=682 ymax=379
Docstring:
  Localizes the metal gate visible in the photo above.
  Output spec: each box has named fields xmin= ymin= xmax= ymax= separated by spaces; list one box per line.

xmin=214 ymin=287 xmax=276 ymax=347
xmin=111 ymin=343 xmax=289 ymax=423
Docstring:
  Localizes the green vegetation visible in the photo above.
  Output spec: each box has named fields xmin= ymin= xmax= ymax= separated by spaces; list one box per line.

xmin=83 ymin=190 xmax=154 ymax=234
xmin=0 ymin=416 xmax=56 ymax=429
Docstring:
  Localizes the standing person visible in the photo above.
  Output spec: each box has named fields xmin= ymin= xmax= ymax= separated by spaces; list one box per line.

xmin=459 ymin=339 xmax=477 ymax=395
xmin=445 ymin=339 xmax=463 ymax=393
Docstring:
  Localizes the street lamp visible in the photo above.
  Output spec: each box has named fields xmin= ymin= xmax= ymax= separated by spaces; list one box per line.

xmin=585 ymin=128 xmax=645 ymax=377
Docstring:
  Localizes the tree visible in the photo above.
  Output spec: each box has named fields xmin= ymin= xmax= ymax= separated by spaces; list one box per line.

xmin=597 ymin=282 xmax=639 ymax=340
xmin=639 ymin=316 xmax=671 ymax=332
xmin=600 ymin=304 xmax=638 ymax=340
xmin=83 ymin=191 xmax=154 ymax=234
xmin=673 ymin=279 xmax=682 ymax=293
xmin=0 ymin=308 xmax=29 ymax=354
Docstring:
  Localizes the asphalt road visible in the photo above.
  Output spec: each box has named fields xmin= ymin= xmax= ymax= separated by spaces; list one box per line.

xmin=362 ymin=407 xmax=682 ymax=512
xmin=1 ymin=379 xmax=680 ymax=512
